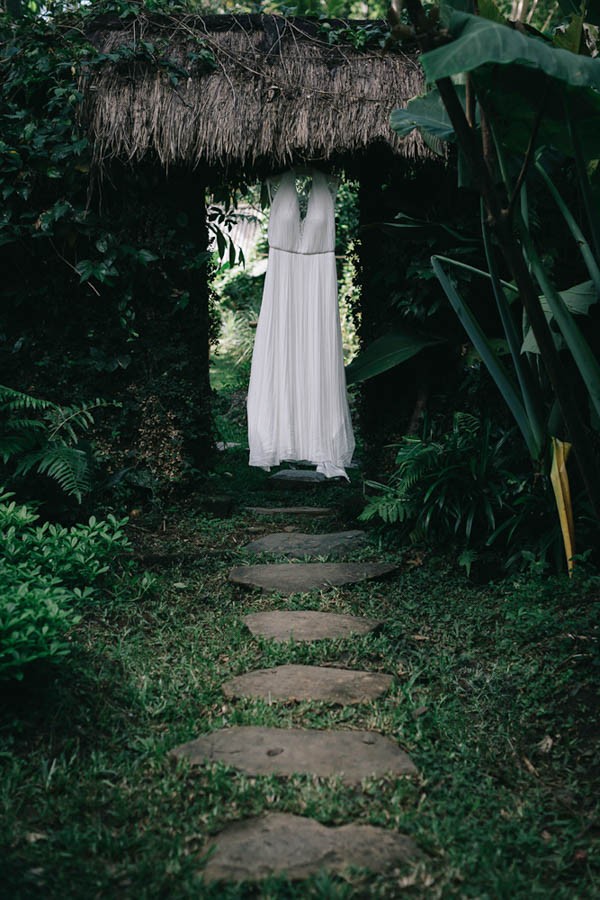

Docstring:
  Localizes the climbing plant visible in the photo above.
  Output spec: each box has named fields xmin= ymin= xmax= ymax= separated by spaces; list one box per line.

xmin=0 ymin=0 xmax=247 ymax=502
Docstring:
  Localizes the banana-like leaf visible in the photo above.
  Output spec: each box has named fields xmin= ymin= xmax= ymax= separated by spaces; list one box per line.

xmin=541 ymin=280 xmax=598 ymax=316
xmin=481 ymin=208 xmax=545 ymax=456
xmin=520 ymin=225 xmax=600 ymax=422
xmin=432 ymin=255 xmax=541 ymax=459
xmin=394 ymin=52 xmax=600 ymax=160
xmin=422 ymin=11 xmax=600 ymax=90
xmin=390 ymin=87 xmax=465 ymax=146
xmin=488 ymin=73 xmax=600 ymax=160
xmin=379 ymin=212 xmax=478 ymax=243
xmin=345 ymin=330 xmax=444 ymax=386
xmin=523 ymin=279 xmax=600 ymax=353
xmin=536 ymin=160 xmax=600 ymax=293
xmin=421 ymin=12 xmax=600 ymax=159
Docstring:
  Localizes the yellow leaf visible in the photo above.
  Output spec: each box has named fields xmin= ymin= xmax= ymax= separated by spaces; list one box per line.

xmin=550 ymin=437 xmax=575 ymax=575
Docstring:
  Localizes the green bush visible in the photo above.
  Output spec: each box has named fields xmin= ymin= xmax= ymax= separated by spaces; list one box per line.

xmin=360 ymin=413 xmax=514 ymax=543
xmin=0 ymin=582 xmax=82 ymax=682
xmin=0 ymin=490 xmax=146 ymax=681
xmin=360 ymin=413 xmax=596 ymax=571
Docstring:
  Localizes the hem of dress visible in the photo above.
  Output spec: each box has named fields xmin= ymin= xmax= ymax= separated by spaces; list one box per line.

xmin=249 ymin=458 xmax=351 ymax=481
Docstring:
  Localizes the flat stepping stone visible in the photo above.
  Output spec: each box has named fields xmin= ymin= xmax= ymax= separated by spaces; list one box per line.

xmin=171 ymin=726 xmax=417 ymax=783
xmin=228 ymin=561 xmax=398 ymax=594
xmin=243 ymin=610 xmax=381 ymax=643
xmin=202 ymin=812 xmax=421 ymax=882
xmin=244 ymin=506 xmax=333 ymax=517
xmin=243 ymin=530 xmax=366 ymax=557
xmin=269 ymin=470 xmax=328 ymax=484
xmin=222 ymin=664 xmax=392 ymax=704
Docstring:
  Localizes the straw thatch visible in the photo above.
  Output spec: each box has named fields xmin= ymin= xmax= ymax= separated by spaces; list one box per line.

xmin=82 ymin=13 xmax=427 ymax=172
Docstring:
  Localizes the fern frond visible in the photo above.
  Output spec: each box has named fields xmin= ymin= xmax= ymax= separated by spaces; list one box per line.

xmin=17 ymin=447 xmax=91 ymax=502
xmin=3 ymin=418 xmax=47 ymax=434
xmin=393 ymin=441 xmax=442 ymax=492
xmin=0 ymin=433 xmax=40 ymax=462
xmin=46 ymin=399 xmax=111 ymax=442
xmin=453 ymin=412 xmax=480 ymax=434
xmin=0 ymin=385 xmax=56 ymax=413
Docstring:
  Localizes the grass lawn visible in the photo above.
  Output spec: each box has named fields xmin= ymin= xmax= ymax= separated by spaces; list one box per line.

xmin=1 ymin=447 xmax=599 ymax=898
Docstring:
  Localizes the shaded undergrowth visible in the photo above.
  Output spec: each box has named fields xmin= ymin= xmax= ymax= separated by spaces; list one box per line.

xmin=1 ymin=448 xmax=599 ymax=898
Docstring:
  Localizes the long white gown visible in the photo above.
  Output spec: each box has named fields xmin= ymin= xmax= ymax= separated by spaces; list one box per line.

xmin=247 ymin=169 xmax=355 ymax=480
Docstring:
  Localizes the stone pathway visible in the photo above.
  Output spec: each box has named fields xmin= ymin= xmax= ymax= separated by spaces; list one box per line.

xmin=229 ymin=561 xmax=398 ymax=594
xmin=244 ymin=506 xmax=333 ymax=517
xmin=171 ymin=726 xmax=416 ymax=782
xmin=242 ymin=529 xmax=366 ymax=557
xmin=170 ymin=489 xmax=420 ymax=884
xmin=222 ymin=663 xmax=392 ymax=703
xmin=202 ymin=813 xmax=421 ymax=882
xmin=269 ymin=469 xmax=330 ymax=485
xmin=243 ymin=610 xmax=381 ymax=642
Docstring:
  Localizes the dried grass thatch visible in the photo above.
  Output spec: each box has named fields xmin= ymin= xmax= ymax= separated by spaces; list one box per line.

xmin=81 ymin=13 xmax=427 ymax=172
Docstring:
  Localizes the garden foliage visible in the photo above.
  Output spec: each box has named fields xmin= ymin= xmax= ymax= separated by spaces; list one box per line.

xmin=356 ymin=0 xmax=600 ymax=568
xmin=0 ymin=489 xmax=147 ymax=681
xmin=0 ymin=384 xmax=112 ymax=502
xmin=0 ymin=2 xmax=228 ymax=495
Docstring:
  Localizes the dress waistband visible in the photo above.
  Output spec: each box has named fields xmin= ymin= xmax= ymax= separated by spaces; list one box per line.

xmin=269 ymin=245 xmax=334 ymax=256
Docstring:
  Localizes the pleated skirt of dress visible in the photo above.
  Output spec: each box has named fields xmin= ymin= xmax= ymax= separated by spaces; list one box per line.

xmin=247 ymin=247 xmax=355 ymax=479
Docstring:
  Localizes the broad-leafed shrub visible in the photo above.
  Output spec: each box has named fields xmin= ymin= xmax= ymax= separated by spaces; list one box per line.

xmin=0 ymin=490 xmax=136 ymax=680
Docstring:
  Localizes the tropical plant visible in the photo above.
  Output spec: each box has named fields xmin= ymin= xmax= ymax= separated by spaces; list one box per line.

xmin=0 ymin=385 xmax=111 ymax=501
xmin=384 ymin=0 xmax=600 ymax=564
xmin=360 ymin=412 xmax=515 ymax=542
xmin=361 ymin=411 xmax=585 ymax=569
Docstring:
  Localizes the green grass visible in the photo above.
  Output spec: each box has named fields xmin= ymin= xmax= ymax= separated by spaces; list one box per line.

xmin=1 ymin=447 xmax=599 ymax=898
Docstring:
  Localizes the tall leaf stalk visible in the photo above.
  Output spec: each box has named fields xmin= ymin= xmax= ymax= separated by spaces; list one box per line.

xmin=394 ymin=0 xmax=600 ymax=534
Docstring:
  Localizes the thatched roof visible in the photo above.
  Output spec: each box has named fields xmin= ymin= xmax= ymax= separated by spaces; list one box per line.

xmin=81 ymin=13 xmax=427 ymax=173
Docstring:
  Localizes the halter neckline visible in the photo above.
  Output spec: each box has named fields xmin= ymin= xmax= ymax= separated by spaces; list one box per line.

xmin=290 ymin=169 xmax=318 ymax=229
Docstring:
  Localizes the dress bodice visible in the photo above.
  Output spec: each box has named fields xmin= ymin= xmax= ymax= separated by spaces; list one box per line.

xmin=267 ymin=170 xmax=336 ymax=255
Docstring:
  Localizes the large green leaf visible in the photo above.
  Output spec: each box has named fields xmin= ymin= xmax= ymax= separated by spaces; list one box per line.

xmin=521 ymin=280 xmax=598 ymax=353
xmin=479 ymin=69 xmax=600 ymax=159
xmin=422 ymin=11 xmax=600 ymax=90
xmin=481 ymin=207 xmax=545 ymax=456
xmin=431 ymin=255 xmax=541 ymax=459
xmin=395 ymin=48 xmax=600 ymax=160
xmin=520 ymin=224 xmax=600 ymax=423
xmin=390 ymin=88 xmax=465 ymax=148
xmin=379 ymin=212 xmax=478 ymax=243
xmin=345 ymin=330 xmax=444 ymax=386
xmin=536 ymin=159 xmax=600 ymax=291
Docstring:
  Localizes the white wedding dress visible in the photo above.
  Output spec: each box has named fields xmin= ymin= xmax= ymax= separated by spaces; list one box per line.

xmin=247 ymin=169 xmax=355 ymax=480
